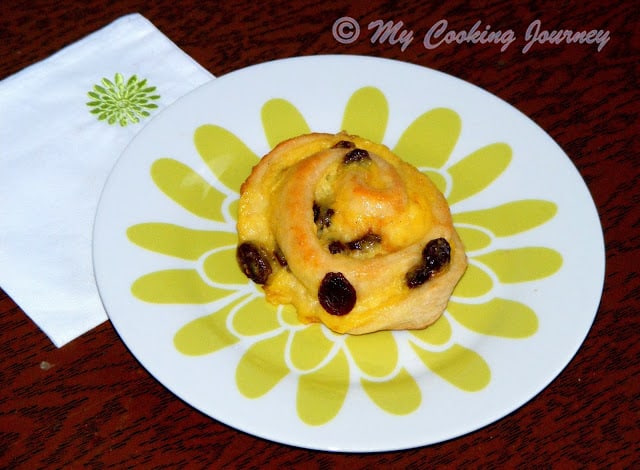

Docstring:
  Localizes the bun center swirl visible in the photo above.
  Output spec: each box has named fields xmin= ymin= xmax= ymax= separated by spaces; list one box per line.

xmin=236 ymin=133 xmax=467 ymax=334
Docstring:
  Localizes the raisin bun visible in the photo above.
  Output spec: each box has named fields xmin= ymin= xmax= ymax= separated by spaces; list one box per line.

xmin=236 ymin=132 xmax=467 ymax=335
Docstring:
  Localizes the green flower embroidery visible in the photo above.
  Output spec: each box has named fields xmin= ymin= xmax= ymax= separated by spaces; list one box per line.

xmin=87 ymin=73 xmax=160 ymax=126
xmin=126 ymin=86 xmax=563 ymax=426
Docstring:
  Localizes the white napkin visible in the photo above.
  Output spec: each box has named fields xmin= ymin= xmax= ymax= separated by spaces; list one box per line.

xmin=0 ymin=13 xmax=214 ymax=347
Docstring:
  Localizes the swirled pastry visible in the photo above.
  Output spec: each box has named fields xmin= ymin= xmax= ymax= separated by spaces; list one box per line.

xmin=236 ymin=132 xmax=466 ymax=335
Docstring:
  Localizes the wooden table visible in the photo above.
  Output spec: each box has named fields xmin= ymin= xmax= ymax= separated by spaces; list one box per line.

xmin=1 ymin=0 xmax=638 ymax=467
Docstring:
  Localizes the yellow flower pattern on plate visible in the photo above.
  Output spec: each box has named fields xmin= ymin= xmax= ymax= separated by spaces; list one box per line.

xmin=126 ymin=87 xmax=562 ymax=425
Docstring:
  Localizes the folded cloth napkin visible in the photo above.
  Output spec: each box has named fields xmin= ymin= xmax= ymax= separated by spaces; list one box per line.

xmin=0 ymin=13 xmax=214 ymax=347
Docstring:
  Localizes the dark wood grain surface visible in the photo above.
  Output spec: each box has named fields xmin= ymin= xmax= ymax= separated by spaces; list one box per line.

xmin=1 ymin=0 xmax=638 ymax=467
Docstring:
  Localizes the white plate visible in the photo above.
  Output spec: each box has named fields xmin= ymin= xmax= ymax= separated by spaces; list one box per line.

xmin=93 ymin=55 xmax=605 ymax=452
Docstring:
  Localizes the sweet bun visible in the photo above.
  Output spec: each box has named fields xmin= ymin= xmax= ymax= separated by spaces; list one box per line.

xmin=236 ymin=132 xmax=467 ymax=335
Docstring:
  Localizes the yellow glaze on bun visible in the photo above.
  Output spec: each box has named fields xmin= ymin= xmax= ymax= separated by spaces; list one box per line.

xmin=236 ymin=132 xmax=467 ymax=335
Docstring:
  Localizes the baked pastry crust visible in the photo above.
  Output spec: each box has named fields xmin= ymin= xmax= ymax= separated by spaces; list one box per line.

xmin=236 ymin=132 xmax=467 ymax=334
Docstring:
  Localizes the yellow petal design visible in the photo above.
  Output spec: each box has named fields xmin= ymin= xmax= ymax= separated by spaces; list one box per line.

xmin=361 ymin=368 xmax=421 ymax=415
xmin=341 ymin=86 xmax=388 ymax=143
xmin=194 ymin=125 xmax=259 ymax=192
xmin=422 ymin=169 xmax=447 ymax=194
xmin=236 ymin=331 xmax=290 ymax=398
xmin=231 ymin=297 xmax=281 ymax=336
xmin=261 ymin=98 xmax=311 ymax=148
xmin=393 ymin=108 xmax=461 ymax=169
xmin=202 ymin=246 xmax=246 ymax=285
xmin=151 ymin=158 xmax=226 ymax=220
xmin=132 ymin=87 xmax=567 ymax=423
xmin=409 ymin=315 xmax=452 ymax=346
xmin=132 ymin=269 xmax=228 ymax=304
xmin=454 ymin=200 xmax=558 ymax=236
xmin=447 ymin=143 xmax=511 ymax=204
xmin=297 ymin=349 xmax=350 ymax=426
xmin=455 ymin=226 xmax=492 ymax=252
xmin=228 ymin=199 xmax=239 ymax=221
xmin=127 ymin=223 xmax=236 ymax=260
xmin=280 ymin=304 xmax=303 ymax=327
xmin=448 ymin=299 xmax=538 ymax=338
xmin=453 ymin=263 xmax=494 ymax=298
xmin=345 ymin=331 xmax=397 ymax=378
xmin=475 ymin=247 xmax=563 ymax=283
xmin=174 ymin=300 xmax=240 ymax=355
xmin=412 ymin=344 xmax=491 ymax=392
xmin=289 ymin=325 xmax=335 ymax=372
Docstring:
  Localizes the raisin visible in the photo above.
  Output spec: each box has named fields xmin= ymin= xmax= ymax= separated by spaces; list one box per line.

xmin=406 ymin=265 xmax=431 ymax=289
xmin=423 ymin=238 xmax=451 ymax=271
xmin=273 ymin=246 xmax=288 ymax=267
xmin=313 ymin=202 xmax=334 ymax=229
xmin=318 ymin=272 xmax=356 ymax=316
xmin=405 ymin=238 xmax=451 ymax=289
xmin=328 ymin=241 xmax=346 ymax=254
xmin=343 ymin=148 xmax=371 ymax=164
xmin=347 ymin=233 xmax=381 ymax=251
xmin=332 ymin=140 xmax=355 ymax=149
xmin=236 ymin=242 xmax=272 ymax=285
